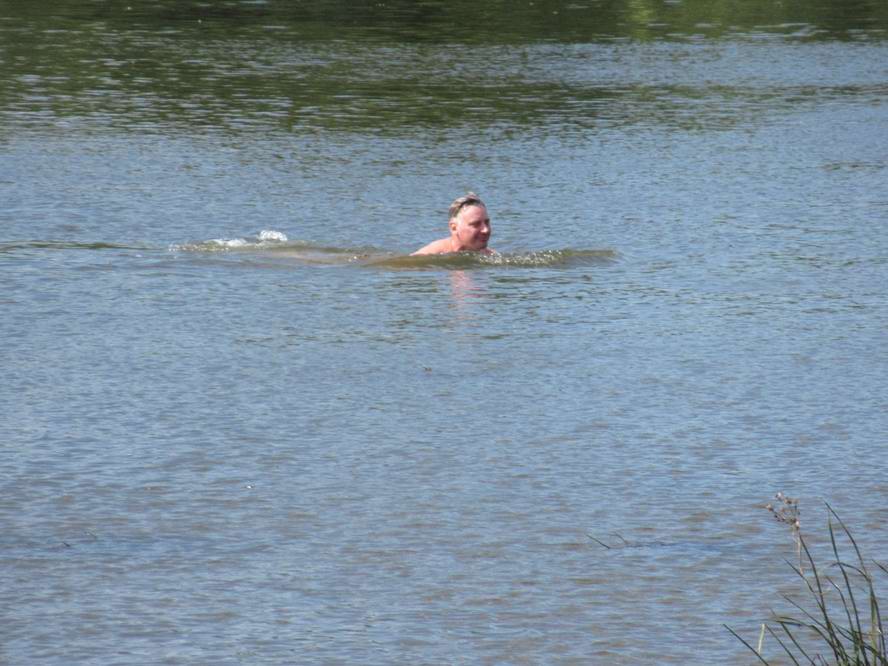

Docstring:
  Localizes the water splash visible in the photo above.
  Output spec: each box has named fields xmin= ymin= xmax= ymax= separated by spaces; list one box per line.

xmin=257 ymin=229 xmax=288 ymax=242
xmin=366 ymin=248 xmax=618 ymax=269
xmin=170 ymin=229 xmax=290 ymax=252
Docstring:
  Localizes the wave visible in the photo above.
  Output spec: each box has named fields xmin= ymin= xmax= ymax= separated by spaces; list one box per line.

xmin=170 ymin=230 xmax=393 ymax=266
xmin=173 ymin=232 xmax=617 ymax=268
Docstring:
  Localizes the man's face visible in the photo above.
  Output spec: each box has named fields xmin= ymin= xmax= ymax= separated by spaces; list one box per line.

xmin=451 ymin=204 xmax=491 ymax=251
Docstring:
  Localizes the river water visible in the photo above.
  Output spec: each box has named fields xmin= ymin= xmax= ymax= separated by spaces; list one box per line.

xmin=2 ymin=1 xmax=887 ymax=663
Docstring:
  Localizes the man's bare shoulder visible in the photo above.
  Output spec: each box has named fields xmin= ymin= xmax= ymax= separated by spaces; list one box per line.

xmin=411 ymin=238 xmax=453 ymax=256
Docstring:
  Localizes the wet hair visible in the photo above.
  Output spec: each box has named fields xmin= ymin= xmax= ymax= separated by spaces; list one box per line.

xmin=448 ymin=192 xmax=486 ymax=221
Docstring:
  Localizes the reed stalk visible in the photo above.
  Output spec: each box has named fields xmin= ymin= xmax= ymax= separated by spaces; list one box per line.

xmin=727 ymin=502 xmax=887 ymax=665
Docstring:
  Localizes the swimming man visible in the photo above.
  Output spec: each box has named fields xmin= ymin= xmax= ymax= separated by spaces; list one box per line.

xmin=412 ymin=192 xmax=494 ymax=255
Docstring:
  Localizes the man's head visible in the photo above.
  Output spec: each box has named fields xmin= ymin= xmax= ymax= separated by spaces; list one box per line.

xmin=448 ymin=192 xmax=491 ymax=252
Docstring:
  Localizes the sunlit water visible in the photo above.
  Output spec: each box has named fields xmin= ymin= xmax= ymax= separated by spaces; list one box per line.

xmin=2 ymin=2 xmax=888 ymax=663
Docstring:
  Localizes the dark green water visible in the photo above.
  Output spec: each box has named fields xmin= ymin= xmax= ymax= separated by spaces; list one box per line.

xmin=2 ymin=1 xmax=887 ymax=663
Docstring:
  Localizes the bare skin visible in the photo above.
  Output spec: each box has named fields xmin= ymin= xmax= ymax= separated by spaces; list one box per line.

xmin=412 ymin=204 xmax=494 ymax=255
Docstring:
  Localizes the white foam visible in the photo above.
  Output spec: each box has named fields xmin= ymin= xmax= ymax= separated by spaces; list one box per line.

xmin=258 ymin=229 xmax=288 ymax=242
xmin=208 ymin=238 xmax=249 ymax=248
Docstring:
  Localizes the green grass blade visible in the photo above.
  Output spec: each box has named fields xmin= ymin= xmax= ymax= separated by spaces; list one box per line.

xmin=798 ymin=535 xmax=848 ymax=659
xmin=725 ymin=624 xmax=771 ymax=665
xmin=827 ymin=519 xmax=867 ymax=664
xmin=769 ymin=622 xmax=812 ymax=665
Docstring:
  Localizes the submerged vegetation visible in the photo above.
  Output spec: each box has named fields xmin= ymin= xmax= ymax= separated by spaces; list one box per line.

xmin=728 ymin=499 xmax=888 ymax=665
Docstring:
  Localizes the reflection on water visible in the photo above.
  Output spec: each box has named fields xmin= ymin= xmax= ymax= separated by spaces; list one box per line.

xmin=2 ymin=0 xmax=887 ymax=136
xmin=449 ymin=270 xmax=480 ymax=299
xmin=447 ymin=270 xmax=485 ymax=320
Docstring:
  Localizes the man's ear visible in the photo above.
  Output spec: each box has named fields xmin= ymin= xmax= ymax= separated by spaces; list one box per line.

xmin=449 ymin=219 xmax=458 ymax=233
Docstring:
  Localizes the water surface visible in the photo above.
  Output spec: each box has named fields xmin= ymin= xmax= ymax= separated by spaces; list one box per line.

xmin=2 ymin=1 xmax=888 ymax=663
